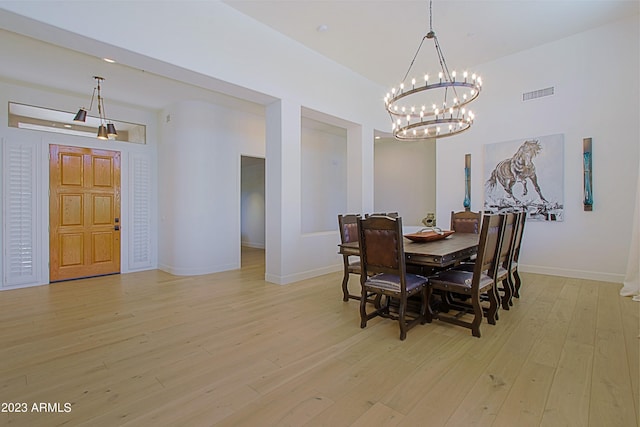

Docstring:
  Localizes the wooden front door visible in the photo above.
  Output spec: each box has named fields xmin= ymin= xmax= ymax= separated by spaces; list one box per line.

xmin=49 ymin=145 xmax=121 ymax=282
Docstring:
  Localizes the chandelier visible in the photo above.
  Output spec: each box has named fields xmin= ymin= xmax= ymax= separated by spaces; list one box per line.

xmin=73 ymin=76 xmax=118 ymax=140
xmin=384 ymin=1 xmax=482 ymax=140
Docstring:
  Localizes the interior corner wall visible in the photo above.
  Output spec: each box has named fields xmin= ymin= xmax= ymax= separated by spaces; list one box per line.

xmin=347 ymin=125 xmax=375 ymax=214
xmin=300 ymin=125 xmax=347 ymax=234
xmin=374 ymin=138 xmax=436 ymax=226
xmin=436 ymin=15 xmax=640 ymax=282
xmin=159 ymin=100 xmax=261 ymax=275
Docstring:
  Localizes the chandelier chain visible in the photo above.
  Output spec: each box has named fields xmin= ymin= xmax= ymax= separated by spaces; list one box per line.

xmin=429 ymin=0 xmax=433 ymax=32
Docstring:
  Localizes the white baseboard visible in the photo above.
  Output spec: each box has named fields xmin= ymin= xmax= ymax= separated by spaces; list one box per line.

xmin=265 ymin=264 xmax=342 ymax=285
xmin=519 ymin=263 xmax=624 ymax=284
xmin=241 ymin=242 xmax=265 ymax=249
xmin=158 ymin=262 xmax=240 ymax=276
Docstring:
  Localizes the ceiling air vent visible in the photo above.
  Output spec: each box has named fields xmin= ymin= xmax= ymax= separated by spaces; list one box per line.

xmin=522 ymin=86 xmax=554 ymax=101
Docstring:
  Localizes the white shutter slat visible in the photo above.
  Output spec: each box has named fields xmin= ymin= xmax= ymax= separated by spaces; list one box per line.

xmin=129 ymin=153 xmax=152 ymax=269
xmin=3 ymin=142 xmax=38 ymax=286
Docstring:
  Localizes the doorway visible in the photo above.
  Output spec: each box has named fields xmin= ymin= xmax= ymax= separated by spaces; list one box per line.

xmin=240 ymin=156 xmax=265 ymax=269
xmin=49 ymin=145 xmax=121 ymax=282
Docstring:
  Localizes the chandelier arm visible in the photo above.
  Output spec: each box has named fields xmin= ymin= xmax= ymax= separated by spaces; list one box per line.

xmin=402 ymin=35 xmax=429 ymax=84
xmin=433 ymin=35 xmax=462 ymax=102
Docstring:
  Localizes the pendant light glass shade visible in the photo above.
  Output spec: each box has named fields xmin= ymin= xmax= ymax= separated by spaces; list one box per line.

xmin=73 ymin=108 xmax=87 ymax=122
xmin=106 ymin=123 xmax=117 ymax=137
xmin=97 ymin=125 xmax=108 ymax=140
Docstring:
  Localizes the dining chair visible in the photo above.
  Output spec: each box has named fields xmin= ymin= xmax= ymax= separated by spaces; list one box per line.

xmin=509 ymin=211 xmax=527 ymax=299
xmin=425 ymin=214 xmax=505 ymax=338
xmin=357 ymin=215 xmax=428 ymax=340
xmin=495 ymin=212 xmax=518 ymax=310
xmin=450 ymin=210 xmax=482 ymax=264
xmin=338 ymin=214 xmax=362 ymax=301
xmin=448 ymin=212 xmax=517 ymax=312
xmin=450 ymin=210 xmax=482 ymax=234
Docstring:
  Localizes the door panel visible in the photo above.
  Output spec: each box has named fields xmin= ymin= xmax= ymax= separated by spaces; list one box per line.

xmin=50 ymin=145 xmax=121 ymax=282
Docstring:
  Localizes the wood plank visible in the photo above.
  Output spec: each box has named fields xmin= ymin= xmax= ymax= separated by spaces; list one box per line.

xmin=618 ymin=291 xmax=639 ymax=421
xmin=350 ymin=402 xmax=405 ymax=426
xmin=539 ymin=340 xmax=593 ymax=427
xmin=589 ymin=281 xmax=637 ymax=426
xmin=0 ymin=251 xmax=636 ymax=427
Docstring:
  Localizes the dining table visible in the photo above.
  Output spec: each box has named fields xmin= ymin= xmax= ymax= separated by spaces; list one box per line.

xmin=338 ymin=231 xmax=479 ymax=271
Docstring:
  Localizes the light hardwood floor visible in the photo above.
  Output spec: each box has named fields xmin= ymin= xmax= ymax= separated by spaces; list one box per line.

xmin=0 ymin=247 xmax=638 ymax=426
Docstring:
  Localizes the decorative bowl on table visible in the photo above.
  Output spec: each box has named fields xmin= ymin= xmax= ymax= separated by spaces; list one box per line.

xmin=404 ymin=228 xmax=455 ymax=242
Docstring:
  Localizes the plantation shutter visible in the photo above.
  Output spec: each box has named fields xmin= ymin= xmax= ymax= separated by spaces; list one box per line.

xmin=3 ymin=141 xmax=39 ymax=286
xmin=129 ymin=152 xmax=152 ymax=270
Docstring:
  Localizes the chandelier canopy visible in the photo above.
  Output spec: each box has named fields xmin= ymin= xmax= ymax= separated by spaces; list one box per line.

xmin=384 ymin=1 xmax=482 ymax=140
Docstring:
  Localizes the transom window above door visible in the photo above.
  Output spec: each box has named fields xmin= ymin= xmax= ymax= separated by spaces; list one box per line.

xmin=8 ymin=102 xmax=146 ymax=144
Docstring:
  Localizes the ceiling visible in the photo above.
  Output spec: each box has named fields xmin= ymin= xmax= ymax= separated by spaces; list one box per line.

xmin=222 ymin=0 xmax=639 ymax=88
xmin=0 ymin=1 xmax=637 ymax=113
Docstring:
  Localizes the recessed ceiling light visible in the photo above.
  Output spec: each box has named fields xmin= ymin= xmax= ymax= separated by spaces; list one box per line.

xmin=103 ymin=58 xmax=116 ymax=63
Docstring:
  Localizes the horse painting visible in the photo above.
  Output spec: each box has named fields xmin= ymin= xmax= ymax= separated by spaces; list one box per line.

xmin=486 ymin=139 xmax=547 ymax=203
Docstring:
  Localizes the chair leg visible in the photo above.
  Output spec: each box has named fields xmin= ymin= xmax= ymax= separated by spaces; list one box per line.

xmin=513 ymin=268 xmax=522 ymax=298
xmin=470 ymin=293 xmax=483 ymax=338
xmin=341 ymin=268 xmax=350 ymax=302
xmin=424 ymin=286 xmax=434 ymax=323
xmin=359 ymin=287 xmax=369 ymax=328
xmin=487 ymin=286 xmax=499 ymax=326
xmin=501 ymin=278 xmax=512 ymax=310
xmin=398 ymin=298 xmax=408 ymax=341
xmin=441 ymin=291 xmax=454 ymax=312
xmin=506 ymin=274 xmax=515 ymax=306
xmin=420 ymin=287 xmax=428 ymax=325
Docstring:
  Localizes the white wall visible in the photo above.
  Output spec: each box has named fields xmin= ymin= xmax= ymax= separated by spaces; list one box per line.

xmin=301 ymin=121 xmax=348 ymax=234
xmin=437 ymin=15 xmax=640 ymax=282
xmin=374 ymin=138 xmax=436 ymax=226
